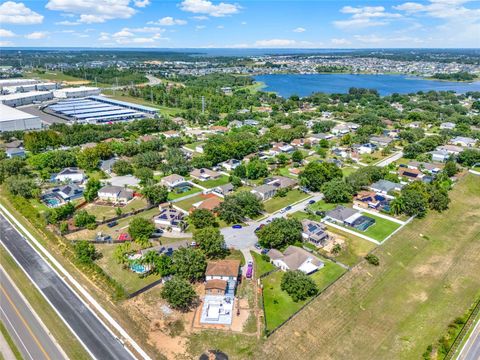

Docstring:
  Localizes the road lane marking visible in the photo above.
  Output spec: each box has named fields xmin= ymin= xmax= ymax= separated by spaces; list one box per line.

xmin=0 ymin=307 xmax=34 ymax=360
xmin=0 ymin=285 xmax=50 ymax=360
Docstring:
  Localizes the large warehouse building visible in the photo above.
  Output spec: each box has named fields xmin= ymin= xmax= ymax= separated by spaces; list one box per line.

xmin=53 ymin=86 xmax=101 ymax=99
xmin=1 ymin=82 xmax=58 ymax=95
xmin=0 ymin=91 xmax=54 ymax=107
xmin=0 ymin=103 xmax=42 ymax=132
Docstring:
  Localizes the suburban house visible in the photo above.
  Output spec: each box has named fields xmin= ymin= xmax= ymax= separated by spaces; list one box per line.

xmin=291 ymin=138 xmax=310 ymax=148
xmin=450 ymin=136 xmax=476 ymax=147
xmin=162 ymin=130 xmax=180 ymax=138
xmin=213 ymin=183 xmax=234 ymax=196
xmin=244 ymin=119 xmax=259 ymax=126
xmin=331 ymin=124 xmax=350 ymax=135
xmin=407 ymin=161 xmax=443 ymax=174
xmin=153 ymin=207 xmax=185 ymax=232
xmin=193 ymin=195 xmax=223 ymax=212
xmin=437 ymin=144 xmax=465 ymax=155
xmin=370 ymin=136 xmax=393 ymax=147
xmin=41 ymin=184 xmax=84 ymax=207
xmin=440 ymin=122 xmax=456 ymax=130
xmin=398 ymin=167 xmax=424 ymax=181
xmin=270 ymin=142 xmax=294 ymax=155
xmin=54 ymin=167 xmax=86 ymax=183
xmin=210 ymin=125 xmax=229 ymax=134
xmin=220 ymin=159 xmax=241 ymax=171
xmin=267 ymin=246 xmax=324 ymax=274
xmin=358 ymin=143 xmax=377 ymax=154
xmin=97 ymin=185 xmax=134 ymax=204
xmin=369 ymin=179 xmax=404 ymax=196
xmin=195 ymin=144 xmax=204 ymax=153
xmin=301 ymin=220 xmax=331 ymax=248
xmin=354 ymin=191 xmax=391 ymax=211
xmin=430 ymin=149 xmax=451 ymax=162
xmin=5 ymin=147 xmax=25 ymax=158
xmin=160 ymin=174 xmax=188 ymax=190
xmin=190 ymin=168 xmax=221 ymax=182
xmin=228 ymin=120 xmax=243 ymax=128
xmin=205 ymin=260 xmax=240 ymax=287
xmin=325 ymin=206 xmax=376 ymax=231
xmin=251 ymin=184 xmax=277 ymax=201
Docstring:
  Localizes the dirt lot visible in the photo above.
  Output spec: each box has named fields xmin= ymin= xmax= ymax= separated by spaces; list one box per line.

xmin=256 ymin=174 xmax=480 ymax=360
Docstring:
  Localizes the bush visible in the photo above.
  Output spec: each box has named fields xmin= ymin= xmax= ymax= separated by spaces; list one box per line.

xmin=160 ymin=276 xmax=197 ymax=311
xmin=74 ymin=240 xmax=97 ymax=265
xmin=365 ymin=254 xmax=380 ymax=266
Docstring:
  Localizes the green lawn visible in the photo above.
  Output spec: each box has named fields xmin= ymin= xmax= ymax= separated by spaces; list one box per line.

xmin=184 ymin=141 xmax=204 ymax=151
xmin=263 ymin=190 xmax=309 ymax=214
xmin=95 ymin=244 xmax=162 ymax=294
xmin=84 ymin=197 xmax=148 ymax=220
xmin=326 ymin=226 xmax=377 ymax=266
xmin=25 ymin=70 xmax=88 ymax=83
xmin=167 ymin=186 xmax=202 ymax=201
xmin=342 ymin=167 xmax=357 ymax=177
xmin=251 ymin=251 xmax=276 ymax=277
xmin=277 ymin=167 xmax=300 ymax=179
xmin=308 ymin=200 xmax=349 ymax=212
xmin=259 ymin=174 xmax=480 ymax=360
xmin=345 ymin=213 xmax=401 ymax=242
xmin=198 ymin=175 xmax=230 ymax=188
xmin=174 ymin=194 xmax=205 ymax=211
xmin=226 ymin=249 xmax=246 ymax=266
xmin=262 ymin=260 xmax=346 ymax=332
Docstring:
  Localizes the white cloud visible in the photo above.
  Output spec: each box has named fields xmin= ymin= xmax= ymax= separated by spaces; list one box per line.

xmin=46 ymin=0 xmax=136 ymax=23
xmin=25 ymin=31 xmax=48 ymax=40
xmin=0 ymin=1 xmax=44 ymax=24
xmin=149 ymin=16 xmax=187 ymax=26
xmin=113 ymin=29 xmax=134 ymax=38
xmin=217 ymin=25 xmax=224 ymax=29
xmin=192 ymin=15 xmax=209 ymax=20
xmin=334 ymin=5 xmax=402 ymax=29
xmin=0 ymin=29 xmax=16 ymax=37
xmin=134 ymin=0 xmax=150 ymax=7
xmin=180 ymin=0 xmax=240 ymax=17
xmin=293 ymin=27 xmax=306 ymax=33
xmin=99 ymin=27 xmax=166 ymax=45
xmin=195 ymin=25 xmax=206 ymax=30
xmin=240 ymin=21 xmax=246 ymax=25
xmin=331 ymin=38 xmax=351 ymax=46
xmin=254 ymin=39 xmax=297 ymax=47
xmin=55 ymin=20 xmax=80 ymax=26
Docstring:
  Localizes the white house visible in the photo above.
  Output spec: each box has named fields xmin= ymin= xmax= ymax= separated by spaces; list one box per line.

xmin=97 ymin=185 xmax=134 ymax=204
xmin=160 ymin=174 xmax=187 ymax=189
xmin=430 ymin=150 xmax=450 ymax=162
xmin=331 ymin=124 xmax=350 ymax=136
xmin=450 ymin=136 xmax=476 ymax=147
xmin=358 ymin=143 xmax=376 ymax=154
xmin=267 ymin=246 xmax=324 ymax=275
xmin=440 ymin=122 xmax=456 ymax=130
xmin=54 ymin=167 xmax=86 ymax=183
xmin=220 ymin=159 xmax=241 ymax=171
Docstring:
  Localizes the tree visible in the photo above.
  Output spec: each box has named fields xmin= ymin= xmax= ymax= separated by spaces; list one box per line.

xmin=77 ymin=148 xmax=100 ymax=171
xmin=47 ymin=202 xmax=75 ymax=224
xmin=84 ymin=178 xmax=101 ymax=202
xmin=398 ymin=182 xmax=429 ymax=218
xmin=142 ymin=185 xmax=168 ymax=205
xmin=74 ymin=210 xmax=96 ymax=228
xmin=365 ymin=254 xmax=380 ymax=266
xmin=246 ymin=159 xmax=269 ymax=180
xmin=112 ymin=160 xmax=133 ymax=176
xmin=428 ymin=187 xmax=450 ymax=212
xmin=172 ymin=247 xmax=207 ymax=282
xmin=346 ymin=166 xmax=385 ymax=191
xmin=160 ymin=276 xmax=197 ymax=311
xmin=114 ymin=242 xmax=132 ymax=265
xmin=291 ymin=150 xmax=304 ymax=163
xmin=443 ymin=161 xmax=458 ymax=177
xmin=134 ymin=167 xmax=154 ymax=186
xmin=233 ymin=164 xmax=247 ymax=178
xmin=229 ymin=175 xmax=242 ymax=188
xmin=321 ymin=179 xmax=353 ymax=203
xmin=257 ymin=218 xmax=302 ymax=249
xmin=194 ymin=227 xmax=227 ymax=259
xmin=280 ymin=270 xmax=318 ymax=302
xmin=299 ymin=162 xmax=342 ymax=191
xmin=74 ymin=240 xmax=97 ymax=265
xmin=152 ymin=254 xmax=174 ymax=277
xmin=457 ymin=149 xmax=480 ymax=167
xmin=5 ymin=175 xmax=37 ymax=198
xmin=216 ymin=191 xmax=264 ymax=224
xmin=389 ymin=197 xmax=405 ymax=216
xmin=128 ymin=217 xmax=155 ymax=245
xmin=189 ymin=209 xmax=218 ymax=229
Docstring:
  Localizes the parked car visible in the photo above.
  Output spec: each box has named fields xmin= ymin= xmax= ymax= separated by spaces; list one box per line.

xmin=255 ymin=224 xmax=265 ymax=232
xmin=285 ymin=206 xmax=292 ymax=211
xmin=261 ymin=248 xmax=269 ymax=255
xmin=308 ymin=200 xmax=316 ymax=204
xmin=190 ymin=241 xmax=197 ymax=247
xmin=150 ymin=228 xmax=164 ymax=238
xmin=232 ymin=224 xmax=242 ymax=229
xmin=107 ymin=221 xmax=118 ymax=228
xmin=315 ymin=210 xmax=326 ymax=217
xmin=254 ymin=242 xmax=262 ymax=250
xmin=246 ymin=262 xmax=253 ymax=278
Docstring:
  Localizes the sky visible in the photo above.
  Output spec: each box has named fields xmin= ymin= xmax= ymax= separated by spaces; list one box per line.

xmin=0 ymin=0 xmax=479 ymax=48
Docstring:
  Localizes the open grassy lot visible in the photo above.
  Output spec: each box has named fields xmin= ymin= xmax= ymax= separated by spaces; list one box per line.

xmin=84 ymin=197 xmax=148 ymax=220
xmin=66 ymin=207 xmax=159 ymax=241
xmin=184 ymin=141 xmax=204 ymax=151
xmin=262 ymin=260 xmax=346 ymax=332
xmin=251 ymin=251 xmax=276 ymax=277
xmin=263 ymin=190 xmax=309 ymax=214
xmin=25 ymin=70 xmax=89 ymax=83
xmin=258 ymin=174 xmax=480 ymax=360
xmin=277 ymin=167 xmax=300 ymax=179
xmin=198 ymin=175 xmax=230 ymax=188
xmin=327 ymin=226 xmax=377 ymax=266
xmin=345 ymin=212 xmax=401 ymax=242
xmin=308 ymin=200 xmax=349 ymax=212
xmin=174 ymin=194 xmax=205 ymax=212
xmin=167 ymin=186 xmax=202 ymax=201
xmin=94 ymin=244 xmax=161 ymax=294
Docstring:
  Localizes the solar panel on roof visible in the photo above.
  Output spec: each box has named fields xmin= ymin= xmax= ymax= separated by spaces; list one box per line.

xmin=75 ymin=109 xmax=138 ymax=119
xmin=87 ymin=96 xmax=157 ymax=112
xmin=63 ymin=106 xmax=122 ymax=115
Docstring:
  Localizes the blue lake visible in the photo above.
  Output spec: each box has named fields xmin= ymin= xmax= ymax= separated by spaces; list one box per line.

xmin=254 ymin=74 xmax=480 ymax=97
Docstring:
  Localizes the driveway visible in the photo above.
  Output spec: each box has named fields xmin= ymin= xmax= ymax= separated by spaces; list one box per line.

xmin=375 ymin=151 xmax=403 ymax=167
xmin=221 ymin=193 xmax=323 ymax=250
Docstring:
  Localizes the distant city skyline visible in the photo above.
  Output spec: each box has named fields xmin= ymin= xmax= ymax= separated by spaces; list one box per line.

xmin=0 ymin=0 xmax=479 ymax=49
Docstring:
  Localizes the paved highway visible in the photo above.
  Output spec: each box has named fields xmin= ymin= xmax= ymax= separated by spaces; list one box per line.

xmin=457 ymin=320 xmax=480 ymax=360
xmin=0 ymin=267 xmax=65 ymax=360
xmin=0 ymin=214 xmax=134 ymax=360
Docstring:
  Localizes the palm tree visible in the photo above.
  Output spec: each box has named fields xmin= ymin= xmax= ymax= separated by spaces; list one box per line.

xmin=390 ymin=198 xmax=405 ymax=216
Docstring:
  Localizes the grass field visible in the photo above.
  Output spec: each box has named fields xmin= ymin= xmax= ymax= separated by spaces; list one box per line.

xmin=198 ymin=175 xmax=230 ymax=188
xmin=262 ymin=261 xmax=346 ymax=332
xmin=263 ymin=190 xmax=309 ymax=214
xmin=94 ymin=244 xmax=161 ymax=294
xmin=308 ymin=200 xmax=348 ymax=213
xmin=25 ymin=70 xmax=89 ymax=83
xmin=167 ymin=186 xmax=202 ymax=201
xmin=84 ymin=197 xmax=148 ymax=220
xmin=174 ymin=194 xmax=205 ymax=211
xmin=258 ymin=174 xmax=480 ymax=360
xmin=251 ymin=251 xmax=276 ymax=277
xmin=326 ymin=226 xmax=377 ymax=266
